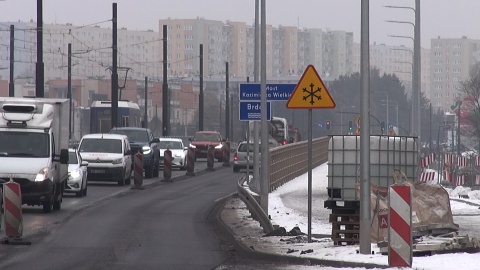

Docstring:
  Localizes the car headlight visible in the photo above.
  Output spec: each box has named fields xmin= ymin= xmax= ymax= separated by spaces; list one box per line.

xmin=112 ymin=158 xmax=123 ymax=164
xmin=189 ymin=144 xmax=196 ymax=148
xmin=69 ymin=169 xmax=81 ymax=180
xmin=215 ymin=144 xmax=223 ymax=149
xmin=35 ymin=167 xmax=49 ymax=182
xmin=142 ymin=146 xmax=152 ymax=155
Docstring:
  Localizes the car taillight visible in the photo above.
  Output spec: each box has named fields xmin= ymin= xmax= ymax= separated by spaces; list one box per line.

xmin=233 ymin=151 xmax=238 ymax=161
xmin=282 ymin=139 xmax=287 ymax=145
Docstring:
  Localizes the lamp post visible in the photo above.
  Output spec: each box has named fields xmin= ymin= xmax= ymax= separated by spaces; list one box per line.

xmin=385 ymin=1 xmax=421 ymax=143
xmin=382 ymin=100 xmax=398 ymax=128
xmin=372 ymin=91 xmax=388 ymax=132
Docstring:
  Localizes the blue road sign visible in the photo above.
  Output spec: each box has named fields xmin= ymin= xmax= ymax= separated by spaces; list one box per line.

xmin=239 ymin=84 xmax=295 ymax=101
xmin=239 ymin=101 xmax=271 ymax=121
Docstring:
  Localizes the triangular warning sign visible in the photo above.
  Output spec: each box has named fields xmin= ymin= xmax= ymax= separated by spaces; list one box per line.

xmin=286 ymin=65 xmax=336 ymax=109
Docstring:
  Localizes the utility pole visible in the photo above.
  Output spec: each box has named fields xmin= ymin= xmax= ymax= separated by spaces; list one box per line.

xmin=9 ymin=24 xmax=14 ymax=97
xmin=36 ymin=0 xmax=44 ymax=97
xmin=457 ymin=102 xmax=461 ymax=156
xmin=225 ymin=61 xmax=230 ymax=139
xmin=162 ymin=25 xmax=169 ymax=136
xmin=199 ymin=44 xmax=204 ymax=131
xmin=111 ymin=3 xmax=119 ymax=129
xmin=428 ymin=102 xmax=433 ymax=153
xmin=68 ymin=43 xmax=72 ymax=140
xmin=414 ymin=0 xmax=421 ymax=141
xmin=359 ymin=0 xmax=372 ymax=255
xmin=144 ymin=76 xmax=148 ymax=129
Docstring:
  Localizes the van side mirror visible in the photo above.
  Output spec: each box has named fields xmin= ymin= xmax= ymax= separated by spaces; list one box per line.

xmin=126 ymin=149 xmax=132 ymax=156
xmin=151 ymin=137 xmax=160 ymax=143
xmin=59 ymin=149 xmax=69 ymax=164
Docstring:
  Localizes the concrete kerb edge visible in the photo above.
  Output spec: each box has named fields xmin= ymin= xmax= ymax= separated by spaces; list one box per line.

xmin=212 ymin=193 xmax=390 ymax=269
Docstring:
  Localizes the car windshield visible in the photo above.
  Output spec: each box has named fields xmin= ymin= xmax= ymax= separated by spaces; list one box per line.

xmin=111 ymin=129 xmax=148 ymax=142
xmin=158 ymin=141 xmax=183 ymax=150
xmin=79 ymin=138 xmax=122 ymax=154
xmin=0 ymin=131 xmax=49 ymax=157
xmin=68 ymin=152 xmax=79 ymax=164
xmin=193 ymin=133 xmax=220 ymax=141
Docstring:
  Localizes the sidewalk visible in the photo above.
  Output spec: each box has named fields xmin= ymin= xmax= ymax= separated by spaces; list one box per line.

xmin=217 ymin=195 xmax=388 ymax=269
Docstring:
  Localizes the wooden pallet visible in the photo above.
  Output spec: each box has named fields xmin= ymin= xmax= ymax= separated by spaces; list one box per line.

xmin=330 ymin=208 xmax=360 ymax=245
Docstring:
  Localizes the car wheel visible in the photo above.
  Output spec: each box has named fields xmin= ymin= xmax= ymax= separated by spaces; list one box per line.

xmin=43 ymin=193 xmax=54 ymax=213
xmin=126 ymin=173 xmax=131 ymax=185
xmin=118 ymin=170 xmax=126 ymax=186
xmin=153 ymin=160 xmax=160 ymax=177
xmin=145 ymin=164 xmax=154 ymax=178
xmin=53 ymin=183 xmax=63 ymax=210
xmin=75 ymin=188 xmax=83 ymax=197
xmin=83 ymin=182 xmax=88 ymax=196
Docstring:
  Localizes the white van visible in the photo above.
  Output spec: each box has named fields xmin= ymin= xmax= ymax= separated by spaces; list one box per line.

xmin=78 ymin=134 xmax=132 ymax=186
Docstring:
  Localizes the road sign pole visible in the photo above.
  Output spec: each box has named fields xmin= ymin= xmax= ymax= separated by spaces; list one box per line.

xmin=307 ymin=109 xmax=313 ymax=243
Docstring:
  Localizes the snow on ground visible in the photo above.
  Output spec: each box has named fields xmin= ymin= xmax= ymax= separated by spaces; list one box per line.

xmin=256 ymin=163 xmax=480 ymax=269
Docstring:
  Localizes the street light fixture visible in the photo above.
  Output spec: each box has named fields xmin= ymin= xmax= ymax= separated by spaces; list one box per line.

xmin=372 ymin=91 xmax=389 ymax=133
xmin=384 ymin=1 xmax=421 ymax=143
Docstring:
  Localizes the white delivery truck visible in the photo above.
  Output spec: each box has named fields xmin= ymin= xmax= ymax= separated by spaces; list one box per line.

xmin=0 ymin=97 xmax=69 ymax=213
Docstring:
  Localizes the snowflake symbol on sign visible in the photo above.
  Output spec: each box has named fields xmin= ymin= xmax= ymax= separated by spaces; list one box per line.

xmin=302 ymin=83 xmax=322 ymax=105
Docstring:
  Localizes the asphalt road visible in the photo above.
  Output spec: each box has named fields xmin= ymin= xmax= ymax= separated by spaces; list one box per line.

xmin=0 ymin=159 xmax=239 ymax=269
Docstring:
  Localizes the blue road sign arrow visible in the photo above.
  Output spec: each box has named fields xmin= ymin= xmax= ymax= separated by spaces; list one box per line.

xmin=239 ymin=84 xmax=295 ymax=101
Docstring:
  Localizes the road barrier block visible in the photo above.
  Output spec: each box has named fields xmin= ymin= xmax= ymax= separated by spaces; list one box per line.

xmin=132 ymin=152 xmax=144 ymax=189
xmin=186 ymin=147 xmax=195 ymax=176
xmin=1 ymin=180 xmax=31 ymax=245
xmin=163 ymin=149 xmax=173 ymax=181
xmin=206 ymin=144 xmax=215 ymax=171
xmin=223 ymin=141 xmax=230 ymax=167
xmin=388 ymin=184 xmax=412 ymax=267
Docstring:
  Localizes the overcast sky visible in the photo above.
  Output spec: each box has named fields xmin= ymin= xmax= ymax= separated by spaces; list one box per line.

xmin=1 ymin=0 xmax=479 ymax=48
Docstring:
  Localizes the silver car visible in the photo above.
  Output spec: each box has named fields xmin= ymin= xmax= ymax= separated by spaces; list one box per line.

xmin=233 ymin=140 xmax=279 ymax=173
xmin=66 ymin=148 xmax=89 ymax=197
xmin=158 ymin=138 xmax=188 ymax=170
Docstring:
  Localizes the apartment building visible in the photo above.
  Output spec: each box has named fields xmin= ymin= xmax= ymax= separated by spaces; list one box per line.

xmin=430 ymin=36 xmax=480 ymax=112
xmin=352 ymin=42 xmax=430 ymax=101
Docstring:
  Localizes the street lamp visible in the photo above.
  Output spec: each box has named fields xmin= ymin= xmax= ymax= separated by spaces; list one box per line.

xmin=385 ymin=1 xmax=421 ymax=143
xmin=372 ymin=91 xmax=389 ymax=132
xmin=381 ymin=100 xmax=398 ymax=128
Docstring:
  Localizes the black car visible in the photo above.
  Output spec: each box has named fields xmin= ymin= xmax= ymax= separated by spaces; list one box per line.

xmin=109 ymin=127 xmax=160 ymax=178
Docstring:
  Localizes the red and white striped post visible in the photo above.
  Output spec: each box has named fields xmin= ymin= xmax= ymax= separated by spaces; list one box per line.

xmin=2 ymin=179 xmax=30 ymax=245
xmin=206 ymin=144 xmax=215 ymax=171
xmin=163 ymin=149 xmax=173 ymax=181
xmin=186 ymin=146 xmax=195 ymax=176
xmin=388 ymin=184 xmax=412 ymax=267
xmin=132 ymin=152 xmax=144 ymax=189
xmin=222 ymin=141 xmax=230 ymax=167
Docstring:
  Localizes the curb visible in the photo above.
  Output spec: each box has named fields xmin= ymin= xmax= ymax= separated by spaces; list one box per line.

xmin=212 ymin=193 xmax=390 ymax=269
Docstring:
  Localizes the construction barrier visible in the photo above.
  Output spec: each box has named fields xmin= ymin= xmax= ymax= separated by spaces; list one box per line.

xmin=163 ymin=149 xmax=172 ymax=181
xmin=186 ymin=146 xmax=195 ymax=176
xmin=133 ymin=152 xmax=143 ymax=188
xmin=388 ymin=184 xmax=412 ymax=268
xmin=1 ymin=180 xmax=30 ymax=245
xmin=222 ymin=141 xmax=230 ymax=167
xmin=206 ymin=144 xmax=215 ymax=171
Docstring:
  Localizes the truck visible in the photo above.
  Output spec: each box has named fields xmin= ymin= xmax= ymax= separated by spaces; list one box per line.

xmin=0 ymin=97 xmax=69 ymax=213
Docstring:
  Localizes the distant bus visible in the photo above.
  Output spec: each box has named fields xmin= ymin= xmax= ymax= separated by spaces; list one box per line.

xmin=89 ymin=100 xmax=141 ymax=134
xmin=247 ymin=116 xmax=289 ymax=146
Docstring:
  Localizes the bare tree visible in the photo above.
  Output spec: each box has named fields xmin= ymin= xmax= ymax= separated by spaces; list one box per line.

xmin=459 ymin=62 xmax=480 ymax=150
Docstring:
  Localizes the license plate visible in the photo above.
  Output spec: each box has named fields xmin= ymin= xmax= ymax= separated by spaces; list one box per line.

xmin=91 ymin=169 xmax=105 ymax=174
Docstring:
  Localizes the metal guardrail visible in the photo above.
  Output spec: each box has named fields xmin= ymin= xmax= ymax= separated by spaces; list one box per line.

xmin=237 ymin=174 xmax=275 ymax=234
xmin=269 ymin=137 xmax=329 ymax=191
xmin=236 ymin=137 xmax=330 ymax=233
